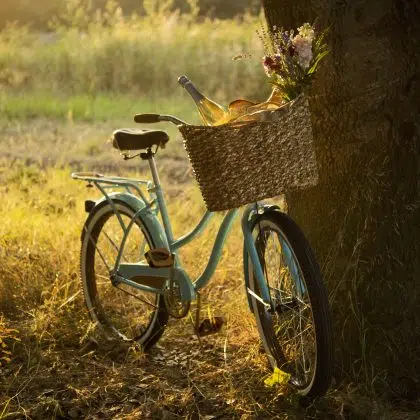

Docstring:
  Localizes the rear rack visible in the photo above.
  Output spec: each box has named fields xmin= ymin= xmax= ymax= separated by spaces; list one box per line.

xmin=72 ymin=172 xmax=156 ymax=208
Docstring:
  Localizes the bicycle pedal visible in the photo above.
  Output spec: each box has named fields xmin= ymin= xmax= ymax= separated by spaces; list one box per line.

xmin=145 ymin=248 xmax=174 ymax=268
xmin=196 ymin=316 xmax=225 ymax=337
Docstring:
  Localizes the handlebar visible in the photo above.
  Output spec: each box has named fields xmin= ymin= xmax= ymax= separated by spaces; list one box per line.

xmin=134 ymin=113 xmax=187 ymax=126
xmin=134 ymin=113 xmax=160 ymax=123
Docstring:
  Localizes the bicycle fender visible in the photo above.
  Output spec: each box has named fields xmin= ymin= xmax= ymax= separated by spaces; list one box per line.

xmin=81 ymin=193 xmax=169 ymax=250
xmin=243 ymin=204 xmax=280 ymax=312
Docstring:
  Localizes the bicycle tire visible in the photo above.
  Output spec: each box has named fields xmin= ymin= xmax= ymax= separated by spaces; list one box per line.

xmin=247 ymin=210 xmax=333 ymax=398
xmin=80 ymin=200 xmax=168 ymax=350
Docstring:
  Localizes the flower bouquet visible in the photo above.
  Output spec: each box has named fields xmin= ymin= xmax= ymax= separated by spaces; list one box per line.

xmin=260 ymin=23 xmax=329 ymax=103
xmin=224 ymin=23 xmax=328 ymax=124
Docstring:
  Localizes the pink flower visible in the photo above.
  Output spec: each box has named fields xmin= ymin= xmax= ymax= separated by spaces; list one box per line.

xmin=263 ymin=55 xmax=275 ymax=75
xmin=263 ymin=56 xmax=274 ymax=67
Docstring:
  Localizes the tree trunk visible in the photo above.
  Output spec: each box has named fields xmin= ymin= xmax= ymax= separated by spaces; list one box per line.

xmin=261 ymin=0 xmax=420 ymax=399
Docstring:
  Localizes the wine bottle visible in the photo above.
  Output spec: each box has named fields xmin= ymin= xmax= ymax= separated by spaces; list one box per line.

xmin=178 ymin=75 xmax=227 ymax=126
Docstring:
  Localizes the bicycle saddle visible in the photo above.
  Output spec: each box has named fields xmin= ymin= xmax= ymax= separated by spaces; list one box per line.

xmin=112 ymin=128 xmax=169 ymax=151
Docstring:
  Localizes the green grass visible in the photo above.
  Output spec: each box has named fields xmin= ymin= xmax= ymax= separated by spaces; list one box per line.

xmin=0 ymin=2 xmax=269 ymax=104
xmin=0 ymin=91 xmax=200 ymax=123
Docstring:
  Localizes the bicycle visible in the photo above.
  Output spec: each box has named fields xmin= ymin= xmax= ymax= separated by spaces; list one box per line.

xmin=72 ymin=112 xmax=333 ymax=398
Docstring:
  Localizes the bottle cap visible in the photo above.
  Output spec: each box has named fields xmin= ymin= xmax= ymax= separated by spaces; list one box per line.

xmin=178 ymin=75 xmax=190 ymax=87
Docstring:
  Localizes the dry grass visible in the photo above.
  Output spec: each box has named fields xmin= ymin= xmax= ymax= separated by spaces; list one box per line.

xmin=0 ymin=2 xmax=419 ymax=416
xmin=0 ymin=121 xmax=419 ymax=418
xmin=0 ymin=118 xmax=192 ymax=178
xmin=0 ymin=159 xmax=298 ymax=419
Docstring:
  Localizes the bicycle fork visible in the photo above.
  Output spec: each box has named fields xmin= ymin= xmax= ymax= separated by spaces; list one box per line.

xmin=242 ymin=205 xmax=306 ymax=312
xmin=242 ymin=205 xmax=272 ymax=309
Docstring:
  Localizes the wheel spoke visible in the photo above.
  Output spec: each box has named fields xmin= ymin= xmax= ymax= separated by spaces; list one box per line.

xmin=138 ymin=238 xmax=147 ymax=261
xmin=298 ymin=304 xmax=307 ymax=380
xmin=84 ymin=226 xmax=111 ymax=272
xmin=114 ymin=284 xmax=159 ymax=309
xmin=102 ymin=229 xmax=121 ymax=253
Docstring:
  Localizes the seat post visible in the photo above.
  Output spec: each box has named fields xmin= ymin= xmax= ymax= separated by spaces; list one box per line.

xmin=146 ymin=151 xmax=175 ymax=245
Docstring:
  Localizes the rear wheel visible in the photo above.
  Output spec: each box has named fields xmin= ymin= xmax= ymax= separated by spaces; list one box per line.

xmin=247 ymin=211 xmax=333 ymax=398
xmin=80 ymin=201 xmax=168 ymax=350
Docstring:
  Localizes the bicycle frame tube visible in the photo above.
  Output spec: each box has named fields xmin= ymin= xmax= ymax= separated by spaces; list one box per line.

xmin=193 ymin=208 xmax=238 ymax=291
xmin=171 ymin=212 xmax=214 ymax=250
xmin=148 ymin=156 xmax=175 ymax=244
xmin=146 ymin=155 xmax=240 ymax=292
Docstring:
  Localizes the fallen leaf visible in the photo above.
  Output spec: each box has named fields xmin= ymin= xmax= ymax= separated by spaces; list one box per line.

xmin=264 ymin=367 xmax=291 ymax=387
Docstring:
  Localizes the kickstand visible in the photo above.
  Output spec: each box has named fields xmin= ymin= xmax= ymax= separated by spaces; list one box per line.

xmin=192 ymin=292 xmax=225 ymax=338
xmin=194 ymin=292 xmax=202 ymax=343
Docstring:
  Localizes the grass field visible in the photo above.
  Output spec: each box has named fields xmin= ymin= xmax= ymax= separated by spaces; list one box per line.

xmin=0 ymin=1 xmax=419 ymax=418
xmin=0 ymin=2 xmax=268 ymax=101
xmin=1 ymin=132 xmax=407 ymax=419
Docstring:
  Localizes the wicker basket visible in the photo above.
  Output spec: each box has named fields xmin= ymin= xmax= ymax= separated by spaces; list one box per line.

xmin=179 ymin=94 xmax=318 ymax=212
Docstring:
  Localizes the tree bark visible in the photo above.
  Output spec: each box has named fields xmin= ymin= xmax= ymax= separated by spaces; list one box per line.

xmin=261 ymin=0 xmax=420 ymax=399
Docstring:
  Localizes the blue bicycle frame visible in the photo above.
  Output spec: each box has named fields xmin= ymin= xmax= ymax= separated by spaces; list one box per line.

xmin=73 ymin=153 xmax=273 ymax=308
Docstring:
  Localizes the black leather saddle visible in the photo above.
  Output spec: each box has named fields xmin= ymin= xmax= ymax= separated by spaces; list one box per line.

xmin=112 ymin=128 xmax=169 ymax=151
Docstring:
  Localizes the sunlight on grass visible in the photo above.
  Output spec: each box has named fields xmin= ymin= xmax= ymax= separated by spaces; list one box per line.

xmin=0 ymin=161 xmax=277 ymax=417
xmin=0 ymin=1 xmax=416 ymax=418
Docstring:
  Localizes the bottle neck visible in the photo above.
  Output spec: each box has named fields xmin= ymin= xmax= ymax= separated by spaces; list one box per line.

xmin=179 ymin=77 xmax=205 ymax=102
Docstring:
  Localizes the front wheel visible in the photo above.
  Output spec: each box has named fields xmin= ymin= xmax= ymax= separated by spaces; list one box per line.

xmin=80 ymin=200 xmax=169 ymax=350
xmin=247 ymin=211 xmax=333 ymax=398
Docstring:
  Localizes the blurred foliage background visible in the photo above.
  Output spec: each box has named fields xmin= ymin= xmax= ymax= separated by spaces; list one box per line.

xmin=0 ymin=0 xmax=261 ymax=29
xmin=0 ymin=0 xmax=269 ymax=120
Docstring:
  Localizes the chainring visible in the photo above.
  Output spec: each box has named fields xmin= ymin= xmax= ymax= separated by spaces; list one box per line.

xmin=163 ymin=283 xmax=190 ymax=319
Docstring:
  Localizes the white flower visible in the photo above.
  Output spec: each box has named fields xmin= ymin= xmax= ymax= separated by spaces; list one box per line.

xmin=292 ymin=34 xmax=313 ymax=69
xmin=297 ymin=23 xmax=315 ymax=42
